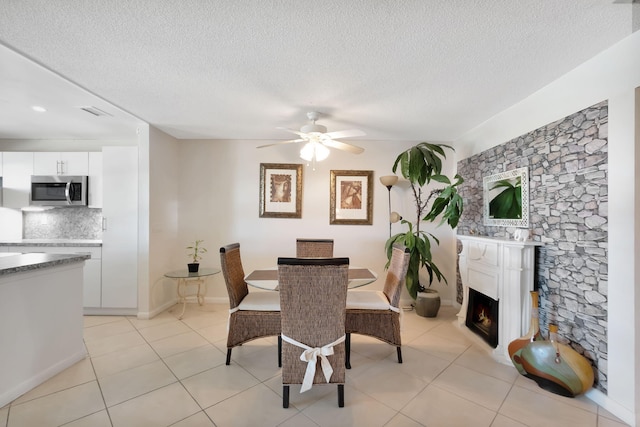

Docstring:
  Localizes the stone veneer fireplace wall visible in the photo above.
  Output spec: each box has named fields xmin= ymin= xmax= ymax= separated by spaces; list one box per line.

xmin=456 ymin=100 xmax=609 ymax=393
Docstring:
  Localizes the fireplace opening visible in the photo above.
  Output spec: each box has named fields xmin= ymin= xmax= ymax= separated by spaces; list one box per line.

xmin=466 ymin=288 xmax=499 ymax=348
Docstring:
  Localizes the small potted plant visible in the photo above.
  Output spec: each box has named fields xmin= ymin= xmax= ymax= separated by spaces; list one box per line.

xmin=385 ymin=142 xmax=464 ymax=317
xmin=186 ymin=239 xmax=207 ymax=273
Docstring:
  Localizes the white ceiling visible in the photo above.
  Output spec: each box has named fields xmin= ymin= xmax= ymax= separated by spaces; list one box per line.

xmin=0 ymin=1 xmax=636 ymax=143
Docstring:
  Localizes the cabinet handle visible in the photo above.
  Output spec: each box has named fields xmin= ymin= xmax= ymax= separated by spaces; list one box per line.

xmin=102 ymin=217 xmax=107 ymax=231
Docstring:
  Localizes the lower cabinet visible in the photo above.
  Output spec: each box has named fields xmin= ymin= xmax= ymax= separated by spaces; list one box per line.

xmin=0 ymin=245 xmax=102 ymax=310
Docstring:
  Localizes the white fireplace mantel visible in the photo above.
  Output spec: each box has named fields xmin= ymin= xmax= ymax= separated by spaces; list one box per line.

xmin=456 ymin=234 xmax=542 ymax=364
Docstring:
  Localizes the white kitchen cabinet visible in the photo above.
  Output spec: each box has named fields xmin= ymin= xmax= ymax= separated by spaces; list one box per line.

xmin=2 ymin=152 xmax=33 ymax=209
xmin=0 ymin=152 xmax=3 ymax=176
xmin=1 ymin=245 xmax=103 ymax=309
xmin=101 ymin=146 xmax=138 ymax=309
xmin=33 ymin=152 xmax=89 ymax=176
xmin=88 ymin=152 xmax=103 ymax=208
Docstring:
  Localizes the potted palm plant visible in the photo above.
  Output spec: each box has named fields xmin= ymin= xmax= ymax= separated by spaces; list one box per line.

xmin=186 ymin=239 xmax=207 ymax=273
xmin=384 ymin=142 xmax=464 ymax=317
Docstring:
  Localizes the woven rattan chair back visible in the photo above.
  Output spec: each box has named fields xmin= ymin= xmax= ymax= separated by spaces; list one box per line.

xmin=295 ymin=238 xmax=334 ymax=258
xmin=345 ymin=244 xmax=409 ymax=368
xmin=382 ymin=244 xmax=411 ymax=309
xmin=219 ymin=242 xmax=282 ymax=367
xmin=219 ymin=243 xmax=248 ymax=309
xmin=278 ymin=257 xmax=349 ymax=407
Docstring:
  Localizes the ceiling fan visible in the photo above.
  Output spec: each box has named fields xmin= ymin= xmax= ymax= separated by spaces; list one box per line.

xmin=258 ymin=111 xmax=365 ymax=162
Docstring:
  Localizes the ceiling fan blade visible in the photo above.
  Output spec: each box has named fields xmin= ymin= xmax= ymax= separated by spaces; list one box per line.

xmin=257 ymin=139 xmax=304 ymax=149
xmin=276 ymin=126 xmax=308 ymax=138
xmin=322 ymin=139 xmax=365 ymax=154
xmin=323 ymin=129 xmax=365 ymax=139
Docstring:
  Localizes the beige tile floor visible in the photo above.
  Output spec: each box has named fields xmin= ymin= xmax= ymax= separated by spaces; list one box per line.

xmin=1 ymin=304 xmax=630 ymax=427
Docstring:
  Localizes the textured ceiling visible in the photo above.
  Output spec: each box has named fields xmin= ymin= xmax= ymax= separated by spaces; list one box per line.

xmin=0 ymin=1 xmax=636 ymax=143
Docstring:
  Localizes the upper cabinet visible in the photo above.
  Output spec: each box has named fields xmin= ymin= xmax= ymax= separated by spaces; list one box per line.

xmin=88 ymin=152 xmax=103 ymax=208
xmin=2 ymin=152 xmax=33 ymax=209
xmin=33 ymin=152 xmax=89 ymax=176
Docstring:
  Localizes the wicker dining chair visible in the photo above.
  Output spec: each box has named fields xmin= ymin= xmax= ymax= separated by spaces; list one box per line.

xmin=295 ymin=238 xmax=334 ymax=258
xmin=345 ymin=244 xmax=410 ymax=369
xmin=219 ymin=243 xmax=281 ymax=366
xmin=278 ymin=257 xmax=349 ymax=408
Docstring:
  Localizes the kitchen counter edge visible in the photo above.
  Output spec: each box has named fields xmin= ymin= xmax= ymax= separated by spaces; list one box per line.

xmin=0 ymin=253 xmax=91 ymax=277
xmin=0 ymin=239 xmax=102 ymax=247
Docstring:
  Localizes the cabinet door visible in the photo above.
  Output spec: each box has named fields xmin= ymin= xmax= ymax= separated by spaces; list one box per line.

xmin=61 ymin=152 xmax=89 ymax=175
xmin=83 ymin=258 xmax=102 ymax=307
xmin=2 ymin=152 xmax=33 ymax=210
xmin=88 ymin=152 xmax=103 ymax=208
xmin=33 ymin=152 xmax=89 ymax=175
xmin=101 ymin=146 xmax=138 ymax=309
xmin=33 ymin=152 xmax=60 ymax=175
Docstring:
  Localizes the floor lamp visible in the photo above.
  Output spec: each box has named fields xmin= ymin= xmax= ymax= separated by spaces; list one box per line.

xmin=379 ymin=175 xmax=401 ymax=238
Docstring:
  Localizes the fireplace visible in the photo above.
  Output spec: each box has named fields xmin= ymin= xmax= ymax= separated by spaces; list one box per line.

xmin=456 ymin=236 xmax=541 ymax=364
xmin=466 ymin=288 xmax=498 ymax=348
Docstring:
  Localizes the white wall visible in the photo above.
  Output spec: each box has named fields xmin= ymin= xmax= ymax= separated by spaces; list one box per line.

xmin=455 ymin=30 xmax=640 ymax=426
xmin=173 ymin=138 xmax=459 ymax=306
xmin=140 ymin=125 xmax=181 ymax=318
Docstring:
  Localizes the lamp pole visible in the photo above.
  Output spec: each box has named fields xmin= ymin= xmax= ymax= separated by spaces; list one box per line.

xmin=379 ymin=176 xmax=399 ymax=238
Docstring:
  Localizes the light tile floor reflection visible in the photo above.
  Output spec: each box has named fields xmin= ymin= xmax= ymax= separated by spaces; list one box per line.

xmin=1 ymin=304 xmax=630 ymax=427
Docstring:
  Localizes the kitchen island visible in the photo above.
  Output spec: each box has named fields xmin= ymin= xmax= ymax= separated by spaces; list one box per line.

xmin=0 ymin=252 xmax=89 ymax=407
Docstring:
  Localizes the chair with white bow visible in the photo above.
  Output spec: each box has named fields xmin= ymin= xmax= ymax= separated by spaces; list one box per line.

xmin=295 ymin=238 xmax=334 ymax=258
xmin=345 ymin=244 xmax=410 ymax=369
xmin=220 ymin=243 xmax=281 ymax=366
xmin=278 ymin=257 xmax=349 ymax=408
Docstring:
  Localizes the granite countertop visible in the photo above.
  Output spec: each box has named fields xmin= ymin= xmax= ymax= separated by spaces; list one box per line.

xmin=0 ymin=253 xmax=91 ymax=276
xmin=0 ymin=239 xmax=102 ymax=247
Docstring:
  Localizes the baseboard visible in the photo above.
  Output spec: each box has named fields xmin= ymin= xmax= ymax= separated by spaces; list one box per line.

xmin=0 ymin=348 xmax=86 ymax=408
xmin=137 ymin=299 xmax=177 ymax=319
xmin=83 ymin=307 xmax=138 ymax=316
xmin=585 ymin=388 xmax=635 ymax=426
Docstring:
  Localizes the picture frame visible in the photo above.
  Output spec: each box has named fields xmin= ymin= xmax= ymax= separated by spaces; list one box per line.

xmin=259 ymin=163 xmax=303 ymax=218
xmin=483 ymin=167 xmax=529 ymax=227
xmin=330 ymin=170 xmax=373 ymax=225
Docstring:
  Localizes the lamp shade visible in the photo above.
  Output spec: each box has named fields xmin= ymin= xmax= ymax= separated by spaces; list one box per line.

xmin=379 ymin=175 xmax=398 ymax=187
xmin=390 ymin=212 xmax=402 ymax=223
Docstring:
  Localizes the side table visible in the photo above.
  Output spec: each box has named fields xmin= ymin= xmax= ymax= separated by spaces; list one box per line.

xmin=164 ymin=267 xmax=220 ymax=319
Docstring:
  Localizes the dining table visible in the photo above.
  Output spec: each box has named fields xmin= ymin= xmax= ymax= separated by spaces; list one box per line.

xmin=244 ymin=266 xmax=377 ymax=291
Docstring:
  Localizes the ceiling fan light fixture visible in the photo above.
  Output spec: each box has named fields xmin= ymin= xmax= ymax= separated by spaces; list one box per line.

xmin=300 ymin=141 xmax=330 ymax=162
xmin=300 ymin=123 xmax=327 ymax=134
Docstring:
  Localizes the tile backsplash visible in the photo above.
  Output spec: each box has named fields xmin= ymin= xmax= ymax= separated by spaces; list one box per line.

xmin=23 ymin=208 xmax=102 ymax=239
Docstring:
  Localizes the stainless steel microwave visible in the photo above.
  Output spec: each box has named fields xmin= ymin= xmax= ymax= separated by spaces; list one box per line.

xmin=30 ymin=175 xmax=88 ymax=206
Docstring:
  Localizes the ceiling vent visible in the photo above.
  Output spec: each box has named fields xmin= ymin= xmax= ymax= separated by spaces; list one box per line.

xmin=78 ymin=106 xmax=113 ymax=117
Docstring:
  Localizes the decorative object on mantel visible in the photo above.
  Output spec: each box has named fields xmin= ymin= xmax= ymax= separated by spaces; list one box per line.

xmin=186 ymin=239 xmax=207 ymax=273
xmin=513 ymin=228 xmax=530 ymax=242
xmin=519 ymin=324 xmax=595 ymax=397
xmin=508 ymin=291 xmax=544 ymax=375
xmin=384 ymin=142 xmax=464 ymax=316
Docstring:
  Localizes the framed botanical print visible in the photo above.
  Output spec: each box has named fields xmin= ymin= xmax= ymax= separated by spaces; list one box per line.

xmin=483 ymin=167 xmax=530 ymax=227
xmin=330 ymin=170 xmax=373 ymax=225
xmin=259 ymin=163 xmax=303 ymax=218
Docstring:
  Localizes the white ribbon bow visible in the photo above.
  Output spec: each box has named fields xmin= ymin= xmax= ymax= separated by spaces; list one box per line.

xmin=281 ymin=334 xmax=345 ymax=393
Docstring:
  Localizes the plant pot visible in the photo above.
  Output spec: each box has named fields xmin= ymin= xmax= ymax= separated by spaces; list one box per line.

xmin=415 ymin=289 xmax=441 ymax=317
xmin=187 ymin=263 xmax=200 ymax=273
